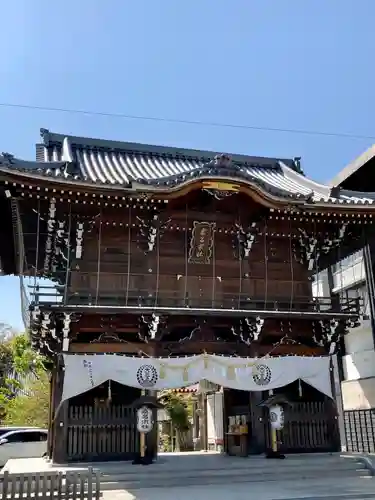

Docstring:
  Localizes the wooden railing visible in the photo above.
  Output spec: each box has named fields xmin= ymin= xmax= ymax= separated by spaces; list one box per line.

xmin=1 ymin=468 xmax=100 ymax=499
xmin=28 ymin=271 xmax=362 ymax=315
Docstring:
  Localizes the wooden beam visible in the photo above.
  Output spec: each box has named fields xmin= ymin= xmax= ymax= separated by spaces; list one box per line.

xmin=69 ymin=341 xmax=325 ymax=357
xmin=69 ymin=342 xmax=154 ymax=355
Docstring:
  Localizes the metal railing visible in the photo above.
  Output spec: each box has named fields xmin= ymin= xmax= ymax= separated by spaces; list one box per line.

xmin=344 ymin=409 xmax=375 ymax=453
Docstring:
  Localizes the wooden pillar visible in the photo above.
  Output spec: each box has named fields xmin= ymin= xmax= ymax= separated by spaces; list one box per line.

xmin=146 ymin=343 xmax=158 ymax=459
xmin=145 ymin=389 xmax=158 ymax=460
xmin=51 ymin=361 xmax=68 ymax=464
xmin=327 ymin=264 xmax=345 ymax=379
xmin=46 ymin=370 xmax=56 ymax=459
xmin=248 ymin=391 xmax=266 ymax=454
xmin=196 ymin=390 xmax=207 ymax=451
xmin=331 ymin=355 xmax=347 ymax=451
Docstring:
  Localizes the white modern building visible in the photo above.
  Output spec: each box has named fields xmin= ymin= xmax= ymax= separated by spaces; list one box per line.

xmin=315 ymin=145 xmax=375 ymax=453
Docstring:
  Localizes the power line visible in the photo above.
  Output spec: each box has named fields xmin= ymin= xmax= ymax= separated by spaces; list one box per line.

xmin=0 ymin=101 xmax=374 ymax=141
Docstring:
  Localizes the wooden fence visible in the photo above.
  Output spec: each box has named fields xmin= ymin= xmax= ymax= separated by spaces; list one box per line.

xmin=66 ymin=404 xmax=138 ymax=462
xmin=1 ymin=467 xmax=101 ymax=499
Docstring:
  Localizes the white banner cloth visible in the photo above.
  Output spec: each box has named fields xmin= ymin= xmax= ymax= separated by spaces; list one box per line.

xmin=61 ymin=354 xmax=332 ymax=402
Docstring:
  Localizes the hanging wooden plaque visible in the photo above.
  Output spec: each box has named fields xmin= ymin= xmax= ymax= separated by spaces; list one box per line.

xmin=188 ymin=221 xmax=216 ymax=264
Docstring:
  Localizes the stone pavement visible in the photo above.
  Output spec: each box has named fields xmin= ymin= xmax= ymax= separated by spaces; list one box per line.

xmin=101 ymin=476 xmax=375 ymax=500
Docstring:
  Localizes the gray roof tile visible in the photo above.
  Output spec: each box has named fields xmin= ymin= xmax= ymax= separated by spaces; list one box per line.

xmin=1 ymin=129 xmax=375 ymax=207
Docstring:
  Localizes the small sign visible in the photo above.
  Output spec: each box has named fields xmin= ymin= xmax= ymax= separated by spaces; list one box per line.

xmin=202 ymin=181 xmax=239 ymax=192
xmin=137 ymin=406 xmax=153 ymax=434
xmin=188 ymin=221 xmax=216 ymax=265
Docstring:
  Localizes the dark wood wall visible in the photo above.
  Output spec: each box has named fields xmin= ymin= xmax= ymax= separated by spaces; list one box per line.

xmin=68 ymin=192 xmax=312 ymax=306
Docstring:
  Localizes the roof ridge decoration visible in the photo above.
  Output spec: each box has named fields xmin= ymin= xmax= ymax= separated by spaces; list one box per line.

xmin=0 ymin=153 xmax=75 ymax=180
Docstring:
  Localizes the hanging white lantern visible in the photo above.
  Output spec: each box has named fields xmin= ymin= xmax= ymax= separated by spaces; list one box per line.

xmin=269 ymin=404 xmax=285 ymax=430
xmin=136 ymin=406 xmax=153 ymax=434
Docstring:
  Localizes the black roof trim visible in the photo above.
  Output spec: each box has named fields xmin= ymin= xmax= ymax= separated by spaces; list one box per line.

xmin=329 ymin=144 xmax=375 ymax=188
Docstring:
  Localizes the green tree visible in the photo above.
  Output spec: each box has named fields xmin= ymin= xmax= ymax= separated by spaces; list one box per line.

xmin=0 ymin=341 xmax=13 ymax=387
xmin=3 ymin=372 xmax=50 ymax=428
xmin=0 ymin=330 xmax=48 ymax=422
xmin=158 ymin=391 xmax=193 ymax=451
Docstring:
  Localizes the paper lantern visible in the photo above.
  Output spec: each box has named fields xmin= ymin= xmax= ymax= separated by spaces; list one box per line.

xmin=136 ymin=406 xmax=153 ymax=434
xmin=269 ymin=404 xmax=285 ymax=430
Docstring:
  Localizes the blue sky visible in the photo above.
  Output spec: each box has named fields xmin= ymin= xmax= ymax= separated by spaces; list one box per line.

xmin=0 ymin=0 xmax=375 ymax=330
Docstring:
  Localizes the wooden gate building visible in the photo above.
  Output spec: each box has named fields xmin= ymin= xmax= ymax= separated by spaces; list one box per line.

xmin=0 ymin=128 xmax=372 ymax=462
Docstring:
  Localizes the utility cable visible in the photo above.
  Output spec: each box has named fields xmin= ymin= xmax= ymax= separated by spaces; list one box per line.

xmin=0 ymin=101 xmax=374 ymax=140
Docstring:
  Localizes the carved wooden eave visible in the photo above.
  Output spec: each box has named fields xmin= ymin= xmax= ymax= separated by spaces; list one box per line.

xmin=131 ymin=177 xmax=309 ymax=210
xmin=3 ymin=165 xmax=375 ymax=218
xmin=0 ymin=166 xmax=304 ymax=210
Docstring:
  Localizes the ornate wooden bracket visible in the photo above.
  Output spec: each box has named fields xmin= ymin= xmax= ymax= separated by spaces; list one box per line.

xmin=138 ymin=314 xmax=168 ymax=342
xmin=231 ymin=316 xmax=265 ymax=345
xmin=28 ymin=306 xmax=75 ymax=359
xmin=312 ymin=316 xmax=360 ymax=354
xmin=136 ymin=214 xmax=171 ymax=253
xmin=233 ymin=222 xmax=259 ymax=259
xmin=294 ymin=223 xmax=349 ymax=271
xmin=52 ymin=220 xmax=67 ymax=272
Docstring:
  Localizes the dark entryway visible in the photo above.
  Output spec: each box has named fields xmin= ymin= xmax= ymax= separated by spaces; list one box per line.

xmin=224 ymin=381 xmax=340 ymax=456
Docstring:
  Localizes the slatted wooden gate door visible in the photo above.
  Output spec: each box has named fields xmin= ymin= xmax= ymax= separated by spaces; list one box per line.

xmin=67 ymin=404 xmax=139 ymax=462
xmin=280 ymin=401 xmax=340 ymax=453
xmin=264 ymin=400 xmax=340 ymax=453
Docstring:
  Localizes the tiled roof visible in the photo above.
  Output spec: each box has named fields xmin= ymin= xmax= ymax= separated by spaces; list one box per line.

xmin=1 ymin=129 xmax=375 ymax=206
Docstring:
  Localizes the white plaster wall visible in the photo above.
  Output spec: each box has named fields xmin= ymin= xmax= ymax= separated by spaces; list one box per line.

xmin=342 ymin=282 xmax=375 ymax=381
xmin=345 ymin=322 xmax=374 ymax=355
xmin=343 ymin=349 xmax=375 ymax=380
xmin=342 ymin=378 xmax=375 ymax=410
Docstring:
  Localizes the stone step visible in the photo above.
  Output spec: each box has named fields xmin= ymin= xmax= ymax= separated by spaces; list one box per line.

xmin=100 ymin=470 xmax=370 ymax=492
xmin=80 ymin=455 xmax=363 ymax=476
xmin=98 ymin=462 xmax=370 ymax=490
xmin=96 ymin=457 xmax=363 ymax=476
xmin=99 ymin=463 xmax=367 ymax=481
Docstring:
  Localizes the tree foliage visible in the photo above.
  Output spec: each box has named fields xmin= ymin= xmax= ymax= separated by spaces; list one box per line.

xmin=0 ymin=329 xmax=49 ymax=424
xmin=3 ymin=372 xmax=50 ymax=428
xmin=0 ymin=342 xmax=13 ymax=388
xmin=158 ymin=391 xmax=193 ymax=451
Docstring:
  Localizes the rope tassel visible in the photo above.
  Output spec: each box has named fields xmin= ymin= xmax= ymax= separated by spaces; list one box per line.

xmin=227 ymin=366 xmax=236 ymax=380
xmin=203 ymin=354 xmax=209 ymax=369
xmin=159 ymin=364 xmax=166 ymax=379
